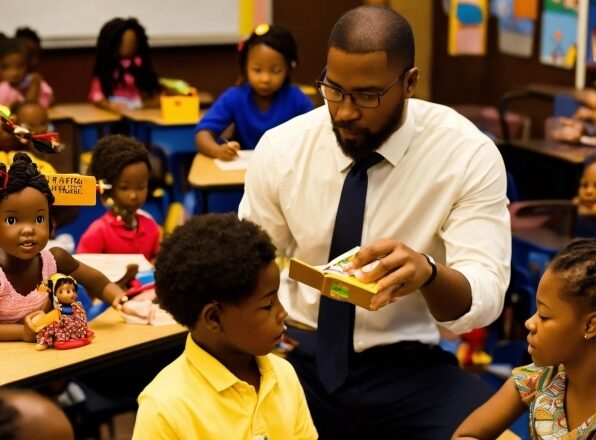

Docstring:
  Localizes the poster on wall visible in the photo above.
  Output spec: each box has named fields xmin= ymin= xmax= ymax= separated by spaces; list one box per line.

xmin=493 ymin=0 xmax=536 ymax=57
xmin=448 ymin=0 xmax=488 ymax=55
xmin=586 ymin=0 xmax=596 ymax=67
xmin=539 ymin=0 xmax=578 ymax=69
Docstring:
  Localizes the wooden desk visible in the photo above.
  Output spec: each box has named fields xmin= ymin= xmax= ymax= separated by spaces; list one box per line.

xmin=505 ymin=138 xmax=595 ymax=165
xmin=49 ymin=103 xmax=122 ymax=152
xmin=527 ymin=83 xmax=592 ymax=103
xmin=188 ymin=153 xmax=245 ymax=213
xmin=121 ymin=108 xmax=205 ymax=201
xmin=0 ymin=308 xmax=186 ymax=388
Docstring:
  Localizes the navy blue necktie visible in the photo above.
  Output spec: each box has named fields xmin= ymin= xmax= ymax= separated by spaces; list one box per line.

xmin=317 ymin=152 xmax=384 ymax=393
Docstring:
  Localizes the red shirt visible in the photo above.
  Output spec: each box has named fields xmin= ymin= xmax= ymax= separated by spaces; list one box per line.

xmin=76 ymin=211 xmax=160 ymax=261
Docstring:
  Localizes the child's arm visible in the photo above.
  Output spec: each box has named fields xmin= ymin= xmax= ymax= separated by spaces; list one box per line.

xmin=20 ymin=73 xmax=42 ymax=103
xmin=195 ymin=129 xmax=239 ymax=161
xmin=50 ymin=247 xmax=126 ymax=307
xmin=451 ymin=377 xmax=527 ymax=440
xmin=0 ymin=310 xmax=45 ymax=342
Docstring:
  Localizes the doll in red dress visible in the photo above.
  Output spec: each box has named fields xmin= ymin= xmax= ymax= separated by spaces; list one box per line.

xmin=34 ymin=273 xmax=92 ymax=350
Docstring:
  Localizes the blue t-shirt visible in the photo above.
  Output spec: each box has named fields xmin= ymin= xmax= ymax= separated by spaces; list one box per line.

xmin=194 ymin=83 xmax=314 ymax=149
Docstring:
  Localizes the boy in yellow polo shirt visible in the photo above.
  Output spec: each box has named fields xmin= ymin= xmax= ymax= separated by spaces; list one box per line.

xmin=132 ymin=213 xmax=317 ymax=440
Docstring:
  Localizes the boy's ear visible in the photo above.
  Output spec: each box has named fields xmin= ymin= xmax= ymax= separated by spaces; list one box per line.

xmin=585 ymin=312 xmax=596 ymax=340
xmin=201 ymin=302 xmax=222 ymax=332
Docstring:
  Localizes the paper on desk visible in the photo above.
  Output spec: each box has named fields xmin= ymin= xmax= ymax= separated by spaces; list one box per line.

xmin=73 ymin=254 xmax=152 ymax=283
xmin=214 ymin=150 xmax=253 ymax=170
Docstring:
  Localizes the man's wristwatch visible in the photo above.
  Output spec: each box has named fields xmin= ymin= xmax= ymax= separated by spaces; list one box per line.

xmin=421 ymin=254 xmax=437 ymax=287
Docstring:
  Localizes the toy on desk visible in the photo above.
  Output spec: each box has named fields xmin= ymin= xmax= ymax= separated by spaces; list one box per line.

xmin=456 ymin=327 xmax=492 ymax=368
xmin=32 ymin=273 xmax=94 ymax=351
xmin=0 ymin=114 xmax=60 ymax=154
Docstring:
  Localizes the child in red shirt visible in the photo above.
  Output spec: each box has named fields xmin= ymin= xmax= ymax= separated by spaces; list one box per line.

xmin=76 ymin=134 xmax=160 ymax=261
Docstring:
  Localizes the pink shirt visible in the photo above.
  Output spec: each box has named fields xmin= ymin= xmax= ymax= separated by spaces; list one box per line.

xmin=76 ymin=210 xmax=160 ymax=261
xmin=0 ymin=76 xmax=54 ymax=108
xmin=0 ymin=249 xmax=57 ymax=324
xmin=88 ymin=57 xmax=144 ymax=105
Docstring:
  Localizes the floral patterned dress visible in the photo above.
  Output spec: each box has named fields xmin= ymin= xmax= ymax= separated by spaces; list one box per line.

xmin=36 ymin=302 xmax=88 ymax=347
xmin=513 ymin=363 xmax=595 ymax=439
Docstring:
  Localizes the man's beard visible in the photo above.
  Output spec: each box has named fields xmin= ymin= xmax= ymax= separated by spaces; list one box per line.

xmin=331 ymin=99 xmax=405 ymax=161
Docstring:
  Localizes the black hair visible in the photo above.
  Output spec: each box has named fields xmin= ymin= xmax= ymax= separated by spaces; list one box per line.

xmin=0 ymin=152 xmax=54 ymax=207
xmin=14 ymin=27 xmax=40 ymax=46
xmin=92 ymin=17 xmax=160 ymax=99
xmin=154 ymin=213 xmax=277 ymax=328
xmin=88 ymin=134 xmax=151 ymax=186
xmin=550 ymin=238 xmax=595 ymax=311
xmin=0 ymin=38 xmax=27 ymax=62
xmin=328 ymin=6 xmax=414 ymax=70
xmin=0 ymin=394 xmax=18 ymax=440
xmin=238 ymin=24 xmax=298 ymax=84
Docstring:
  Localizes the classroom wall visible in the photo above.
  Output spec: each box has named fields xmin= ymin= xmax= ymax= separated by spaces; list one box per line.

xmin=37 ymin=0 xmax=360 ymax=104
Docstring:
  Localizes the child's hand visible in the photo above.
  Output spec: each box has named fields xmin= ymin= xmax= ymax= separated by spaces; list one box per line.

xmin=22 ymin=311 xmax=44 ymax=342
xmin=217 ymin=141 xmax=240 ymax=161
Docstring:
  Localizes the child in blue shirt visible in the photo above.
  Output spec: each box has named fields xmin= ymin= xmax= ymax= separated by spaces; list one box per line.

xmin=195 ymin=24 xmax=313 ymax=161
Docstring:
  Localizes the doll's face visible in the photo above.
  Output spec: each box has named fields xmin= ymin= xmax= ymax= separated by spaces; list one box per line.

xmin=0 ymin=52 xmax=27 ymax=86
xmin=110 ymin=161 xmax=150 ymax=215
xmin=56 ymin=282 xmax=77 ymax=304
xmin=119 ymin=29 xmax=138 ymax=58
xmin=578 ymin=162 xmax=596 ymax=211
xmin=0 ymin=187 xmax=49 ymax=260
xmin=245 ymin=43 xmax=289 ymax=99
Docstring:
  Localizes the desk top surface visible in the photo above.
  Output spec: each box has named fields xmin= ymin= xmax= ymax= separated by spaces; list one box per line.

xmin=120 ymin=107 xmax=205 ymax=126
xmin=505 ymin=138 xmax=595 ymax=164
xmin=527 ymin=83 xmax=593 ymax=103
xmin=48 ymin=103 xmax=122 ymax=124
xmin=0 ymin=308 xmax=186 ymax=387
xmin=188 ymin=153 xmax=245 ymax=188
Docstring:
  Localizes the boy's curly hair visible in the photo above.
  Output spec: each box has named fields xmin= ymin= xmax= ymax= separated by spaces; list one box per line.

xmin=550 ymin=238 xmax=595 ymax=311
xmin=154 ymin=213 xmax=276 ymax=328
xmin=0 ymin=152 xmax=54 ymax=206
xmin=88 ymin=134 xmax=151 ymax=185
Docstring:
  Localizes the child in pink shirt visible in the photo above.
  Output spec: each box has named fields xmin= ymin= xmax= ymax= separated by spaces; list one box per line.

xmin=0 ymin=38 xmax=53 ymax=108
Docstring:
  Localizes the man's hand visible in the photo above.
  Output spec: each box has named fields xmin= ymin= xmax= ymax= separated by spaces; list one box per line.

xmin=344 ymin=239 xmax=433 ymax=311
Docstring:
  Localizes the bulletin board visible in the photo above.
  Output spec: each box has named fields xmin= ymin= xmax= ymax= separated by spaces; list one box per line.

xmin=0 ymin=0 xmax=271 ymax=48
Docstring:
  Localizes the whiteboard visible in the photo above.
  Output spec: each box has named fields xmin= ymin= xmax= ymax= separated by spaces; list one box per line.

xmin=0 ymin=0 xmax=250 ymax=48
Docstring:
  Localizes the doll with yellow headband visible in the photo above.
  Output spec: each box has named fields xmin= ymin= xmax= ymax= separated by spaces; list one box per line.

xmin=33 ymin=273 xmax=92 ymax=350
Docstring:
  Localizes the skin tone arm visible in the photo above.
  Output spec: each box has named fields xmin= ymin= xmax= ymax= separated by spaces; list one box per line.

xmin=451 ymin=377 xmax=527 ymax=440
xmin=344 ymin=239 xmax=472 ymax=319
xmin=195 ymin=129 xmax=240 ymax=161
xmin=21 ymin=73 xmax=41 ymax=103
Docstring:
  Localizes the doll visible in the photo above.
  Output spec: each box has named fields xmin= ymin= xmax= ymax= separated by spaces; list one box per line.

xmin=33 ymin=273 xmax=93 ymax=350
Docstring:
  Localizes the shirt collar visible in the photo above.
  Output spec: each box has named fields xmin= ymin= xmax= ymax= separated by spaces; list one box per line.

xmin=185 ymin=334 xmax=276 ymax=393
xmin=332 ymin=99 xmax=415 ymax=172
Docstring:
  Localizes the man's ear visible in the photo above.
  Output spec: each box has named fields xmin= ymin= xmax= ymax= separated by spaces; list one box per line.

xmin=201 ymin=302 xmax=222 ymax=333
xmin=585 ymin=312 xmax=596 ymax=340
xmin=404 ymin=67 xmax=418 ymax=99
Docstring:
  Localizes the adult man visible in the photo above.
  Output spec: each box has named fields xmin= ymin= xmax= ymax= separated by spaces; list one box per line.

xmin=239 ymin=6 xmax=511 ymax=439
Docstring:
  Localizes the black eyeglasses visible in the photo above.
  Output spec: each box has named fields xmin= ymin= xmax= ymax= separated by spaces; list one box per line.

xmin=316 ymin=67 xmax=408 ymax=109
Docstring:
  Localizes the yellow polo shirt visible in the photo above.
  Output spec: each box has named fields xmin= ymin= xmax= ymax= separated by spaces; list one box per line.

xmin=0 ymin=151 xmax=56 ymax=175
xmin=132 ymin=334 xmax=317 ymax=440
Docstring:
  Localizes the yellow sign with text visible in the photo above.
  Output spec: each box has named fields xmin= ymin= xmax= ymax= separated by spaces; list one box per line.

xmin=46 ymin=174 xmax=97 ymax=206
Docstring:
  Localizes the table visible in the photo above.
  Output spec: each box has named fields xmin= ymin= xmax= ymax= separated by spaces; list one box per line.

xmin=49 ymin=103 xmax=122 ymax=151
xmin=121 ymin=108 xmax=205 ymax=201
xmin=0 ymin=308 xmax=186 ymax=388
xmin=500 ymin=138 xmax=595 ymax=199
xmin=187 ymin=153 xmax=245 ymax=213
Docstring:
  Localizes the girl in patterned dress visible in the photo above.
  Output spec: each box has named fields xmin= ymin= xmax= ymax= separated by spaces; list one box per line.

xmin=452 ymin=238 xmax=595 ymax=440
xmin=35 ymin=273 xmax=89 ymax=350
xmin=0 ymin=152 xmax=129 ymax=342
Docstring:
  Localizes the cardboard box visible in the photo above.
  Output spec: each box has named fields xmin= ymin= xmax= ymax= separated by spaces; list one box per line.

xmin=288 ymin=248 xmax=378 ymax=311
xmin=160 ymin=95 xmax=200 ymax=123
